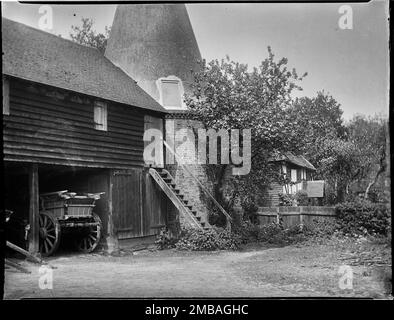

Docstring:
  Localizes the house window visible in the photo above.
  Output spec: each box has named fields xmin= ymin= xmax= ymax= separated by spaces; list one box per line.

xmin=291 ymin=169 xmax=297 ymax=182
xmin=156 ymin=76 xmax=185 ymax=109
xmin=94 ymin=101 xmax=107 ymax=131
xmin=3 ymin=77 xmax=10 ymax=115
xmin=297 ymin=168 xmax=301 ymax=181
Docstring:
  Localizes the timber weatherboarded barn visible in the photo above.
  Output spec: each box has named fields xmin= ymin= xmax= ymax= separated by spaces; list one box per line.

xmin=2 ymin=18 xmax=170 ymax=254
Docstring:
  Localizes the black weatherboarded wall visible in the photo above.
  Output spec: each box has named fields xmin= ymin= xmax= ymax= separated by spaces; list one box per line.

xmin=3 ymin=77 xmax=169 ymax=244
xmin=4 ymin=78 xmax=147 ymax=169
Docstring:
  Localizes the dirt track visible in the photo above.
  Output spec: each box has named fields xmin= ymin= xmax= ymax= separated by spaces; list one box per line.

xmin=4 ymin=242 xmax=392 ymax=299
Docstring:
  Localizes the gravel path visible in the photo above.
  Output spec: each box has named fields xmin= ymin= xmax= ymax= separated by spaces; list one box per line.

xmin=4 ymin=243 xmax=391 ymax=299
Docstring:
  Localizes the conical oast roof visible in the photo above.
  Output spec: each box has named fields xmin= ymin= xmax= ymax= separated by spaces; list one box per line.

xmin=105 ymin=4 xmax=202 ymax=106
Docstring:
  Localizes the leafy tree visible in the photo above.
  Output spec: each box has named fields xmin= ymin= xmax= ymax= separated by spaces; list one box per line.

xmin=288 ymin=91 xmax=346 ymax=165
xmin=347 ymin=114 xmax=387 ymax=199
xmin=314 ymin=138 xmax=360 ymax=203
xmin=302 ymin=113 xmax=387 ymax=203
xmin=185 ymin=48 xmax=307 ymax=222
xmin=70 ymin=18 xmax=111 ymax=53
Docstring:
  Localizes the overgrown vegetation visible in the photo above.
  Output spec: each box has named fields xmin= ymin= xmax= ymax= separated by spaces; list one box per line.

xmin=185 ymin=49 xmax=388 ymax=212
xmin=175 ymin=228 xmax=241 ymax=251
xmin=156 ymin=198 xmax=390 ymax=251
xmin=185 ymin=49 xmax=308 ymax=218
xmin=335 ymin=199 xmax=391 ymax=237
xmin=278 ymin=190 xmax=309 ymax=206
xmin=70 ymin=18 xmax=111 ymax=53
xmin=156 ymin=227 xmax=241 ymax=251
xmin=155 ymin=228 xmax=178 ymax=250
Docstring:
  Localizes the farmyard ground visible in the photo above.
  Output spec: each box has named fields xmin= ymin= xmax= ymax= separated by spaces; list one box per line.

xmin=4 ymin=239 xmax=392 ymax=299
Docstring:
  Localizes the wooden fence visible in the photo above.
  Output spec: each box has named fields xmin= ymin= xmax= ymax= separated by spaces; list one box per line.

xmin=246 ymin=206 xmax=336 ymax=228
xmin=228 ymin=206 xmax=335 ymax=228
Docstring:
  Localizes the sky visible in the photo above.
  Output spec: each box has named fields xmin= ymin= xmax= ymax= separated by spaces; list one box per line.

xmin=2 ymin=1 xmax=389 ymax=119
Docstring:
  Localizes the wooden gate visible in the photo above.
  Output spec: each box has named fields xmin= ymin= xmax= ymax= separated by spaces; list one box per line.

xmin=112 ymin=169 xmax=167 ymax=240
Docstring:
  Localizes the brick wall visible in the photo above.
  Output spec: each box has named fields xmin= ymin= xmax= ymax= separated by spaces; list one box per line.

xmin=165 ymin=117 xmax=211 ymax=228
xmin=164 ymin=116 xmax=247 ymax=229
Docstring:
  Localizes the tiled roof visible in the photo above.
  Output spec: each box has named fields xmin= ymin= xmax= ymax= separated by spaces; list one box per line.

xmin=2 ymin=18 xmax=166 ymax=113
xmin=270 ymin=152 xmax=317 ymax=171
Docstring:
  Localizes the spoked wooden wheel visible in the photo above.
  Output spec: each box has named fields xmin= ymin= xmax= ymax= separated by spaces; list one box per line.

xmin=39 ymin=212 xmax=61 ymax=257
xmin=75 ymin=213 xmax=102 ymax=253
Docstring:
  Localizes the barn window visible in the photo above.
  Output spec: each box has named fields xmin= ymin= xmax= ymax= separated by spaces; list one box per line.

xmin=3 ymin=77 xmax=10 ymax=115
xmin=94 ymin=101 xmax=107 ymax=131
xmin=156 ymin=76 xmax=185 ymax=109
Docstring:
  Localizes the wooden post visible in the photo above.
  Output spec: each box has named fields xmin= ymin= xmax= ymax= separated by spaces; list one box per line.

xmin=7 ymin=241 xmax=41 ymax=264
xmin=28 ymin=163 xmax=39 ymax=255
xmin=105 ymin=170 xmax=118 ymax=253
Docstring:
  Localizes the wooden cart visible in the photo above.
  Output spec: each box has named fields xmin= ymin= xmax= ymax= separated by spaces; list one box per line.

xmin=38 ymin=190 xmax=104 ymax=256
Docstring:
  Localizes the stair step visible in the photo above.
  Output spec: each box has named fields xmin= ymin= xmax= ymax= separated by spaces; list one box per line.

xmin=149 ymin=168 xmax=212 ymax=230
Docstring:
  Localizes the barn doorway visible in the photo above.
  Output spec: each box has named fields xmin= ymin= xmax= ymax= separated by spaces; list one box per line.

xmin=4 ymin=162 xmax=110 ymax=256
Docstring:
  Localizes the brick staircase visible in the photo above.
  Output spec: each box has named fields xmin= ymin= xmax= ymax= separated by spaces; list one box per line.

xmin=149 ymin=168 xmax=210 ymax=230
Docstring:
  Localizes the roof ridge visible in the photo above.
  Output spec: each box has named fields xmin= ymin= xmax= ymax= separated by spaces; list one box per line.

xmin=2 ymin=17 xmax=166 ymax=113
xmin=2 ymin=17 xmax=103 ymax=54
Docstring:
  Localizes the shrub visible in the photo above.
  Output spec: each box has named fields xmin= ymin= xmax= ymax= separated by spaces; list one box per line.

xmin=255 ymin=222 xmax=284 ymax=243
xmin=155 ymin=228 xmax=178 ymax=250
xmin=278 ymin=193 xmax=295 ymax=206
xmin=295 ymin=190 xmax=309 ymax=206
xmin=232 ymin=220 xmax=261 ymax=243
xmin=233 ymin=220 xmax=308 ymax=245
xmin=302 ymin=219 xmax=337 ymax=238
xmin=241 ymin=201 xmax=259 ymax=223
xmin=175 ymin=227 xmax=241 ymax=251
xmin=335 ymin=199 xmax=391 ymax=236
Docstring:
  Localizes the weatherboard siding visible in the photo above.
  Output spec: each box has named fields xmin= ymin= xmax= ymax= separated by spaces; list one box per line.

xmin=3 ymin=78 xmax=151 ymax=169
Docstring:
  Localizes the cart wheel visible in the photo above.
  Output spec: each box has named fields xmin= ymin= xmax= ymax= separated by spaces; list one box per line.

xmin=39 ymin=212 xmax=61 ymax=257
xmin=76 ymin=213 xmax=102 ymax=253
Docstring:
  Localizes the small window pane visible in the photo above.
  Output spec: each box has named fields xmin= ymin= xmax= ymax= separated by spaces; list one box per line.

xmin=94 ymin=101 xmax=107 ymax=131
